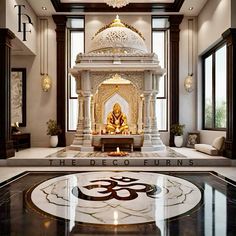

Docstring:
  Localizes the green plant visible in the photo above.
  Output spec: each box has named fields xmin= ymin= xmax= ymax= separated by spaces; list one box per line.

xmin=215 ymin=101 xmax=226 ymax=128
xmin=170 ymin=123 xmax=185 ymax=136
xmin=46 ymin=119 xmax=62 ymax=136
xmin=204 ymin=100 xmax=226 ymax=128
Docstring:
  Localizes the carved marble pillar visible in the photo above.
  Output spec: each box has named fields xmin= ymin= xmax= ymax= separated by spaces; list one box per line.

xmin=78 ymin=94 xmax=84 ymax=125
xmin=82 ymin=92 xmax=94 ymax=150
xmin=150 ymin=92 xmax=165 ymax=150
xmin=150 ymin=95 xmax=153 ymax=122
xmin=151 ymin=93 xmax=158 ymax=132
xmin=91 ymin=95 xmax=95 ymax=131
xmin=143 ymin=93 xmax=151 ymax=133
xmin=81 ymin=71 xmax=93 ymax=151
xmin=141 ymin=71 xmax=153 ymax=152
xmin=137 ymin=96 xmax=143 ymax=133
xmin=143 ymin=70 xmax=152 ymax=134
xmin=72 ymin=92 xmax=84 ymax=146
xmin=83 ymin=93 xmax=91 ymax=133
xmin=141 ymin=92 xmax=153 ymax=152
xmin=151 ymin=74 xmax=161 ymax=133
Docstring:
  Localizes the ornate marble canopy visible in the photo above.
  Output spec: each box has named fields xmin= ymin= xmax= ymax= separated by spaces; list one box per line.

xmin=70 ymin=16 xmax=166 ymax=152
xmin=89 ymin=15 xmax=148 ymax=54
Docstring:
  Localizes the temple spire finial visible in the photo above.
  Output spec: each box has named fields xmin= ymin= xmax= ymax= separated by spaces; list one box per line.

xmin=110 ymin=15 xmax=125 ymax=28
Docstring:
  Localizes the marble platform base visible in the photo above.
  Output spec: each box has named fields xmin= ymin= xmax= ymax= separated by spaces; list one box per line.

xmin=70 ymin=145 xmax=94 ymax=152
xmin=6 ymin=156 xmax=231 ymax=167
xmin=141 ymin=145 xmax=166 ymax=152
xmin=141 ymin=134 xmax=166 ymax=152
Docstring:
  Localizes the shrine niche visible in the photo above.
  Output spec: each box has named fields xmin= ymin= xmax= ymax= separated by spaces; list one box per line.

xmin=94 ymin=76 xmax=140 ymax=133
xmin=70 ymin=16 xmax=165 ymax=152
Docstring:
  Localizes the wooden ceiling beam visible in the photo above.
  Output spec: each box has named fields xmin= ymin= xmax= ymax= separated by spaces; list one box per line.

xmin=51 ymin=0 xmax=185 ymax=12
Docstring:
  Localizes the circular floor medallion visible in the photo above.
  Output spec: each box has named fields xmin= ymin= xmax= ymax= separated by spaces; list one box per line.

xmin=30 ymin=172 xmax=201 ymax=225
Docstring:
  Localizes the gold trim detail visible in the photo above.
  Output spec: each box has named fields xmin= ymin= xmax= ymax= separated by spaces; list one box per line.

xmin=92 ymin=15 xmax=145 ymax=41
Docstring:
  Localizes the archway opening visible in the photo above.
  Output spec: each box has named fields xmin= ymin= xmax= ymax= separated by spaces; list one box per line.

xmin=93 ymin=74 xmax=141 ymax=133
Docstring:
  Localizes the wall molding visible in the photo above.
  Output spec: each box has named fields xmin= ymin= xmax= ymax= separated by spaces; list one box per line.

xmin=50 ymin=0 xmax=185 ymax=12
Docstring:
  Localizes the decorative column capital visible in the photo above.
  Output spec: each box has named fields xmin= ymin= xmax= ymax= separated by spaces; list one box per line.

xmin=0 ymin=28 xmax=15 ymax=46
xmin=77 ymin=91 xmax=83 ymax=97
xmin=143 ymin=91 xmax=152 ymax=97
xmin=169 ymin=15 xmax=183 ymax=42
xmin=52 ymin=15 xmax=67 ymax=26
xmin=52 ymin=15 xmax=67 ymax=42
xmin=152 ymin=92 xmax=158 ymax=98
xmin=222 ymin=28 xmax=236 ymax=45
xmin=83 ymin=92 xmax=91 ymax=97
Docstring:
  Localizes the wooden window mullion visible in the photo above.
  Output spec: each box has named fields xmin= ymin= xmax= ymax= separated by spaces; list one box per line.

xmin=212 ymin=52 xmax=216 ymax=129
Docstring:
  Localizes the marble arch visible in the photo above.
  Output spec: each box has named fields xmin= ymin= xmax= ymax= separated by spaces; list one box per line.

xmin=90 ymin=71 xmax=143 ymax=94
xmin=94 ymin=79 xmax=139 ymax=129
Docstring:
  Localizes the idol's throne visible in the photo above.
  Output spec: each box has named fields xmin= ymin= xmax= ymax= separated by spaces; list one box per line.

xmin=70 ymin=16 xmax=166 ymax=152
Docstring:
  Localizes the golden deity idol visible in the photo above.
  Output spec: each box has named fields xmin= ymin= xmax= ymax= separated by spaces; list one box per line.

xmin=106 ymin=103 xmax=129 ymax=134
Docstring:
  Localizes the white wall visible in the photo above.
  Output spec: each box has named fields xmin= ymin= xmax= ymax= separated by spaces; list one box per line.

xmin=6 ymin=0 xmax=37 ymax=55
xmin=197 ymin=0 xmax=230 ymax=143
xmin=0 ymin=0 xmax=6 ymax=27
xmin=200 ymin=130 xmax=226 ymax=145
xmin=12 ymin=17 xmax=57 ymax=147
xmin=179 ymin=17 xmax=198 ymax=139
xmin=85 ymin=15 xmax=151 ymax=52
xmin=198 ymin=0 xmax=230 ymax=55
xmin=231 ymin=0 xmax=236 ymax=28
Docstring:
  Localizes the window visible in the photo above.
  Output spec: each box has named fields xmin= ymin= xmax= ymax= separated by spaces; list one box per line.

xmin=67 ymin=18 xmax=84 ymax=131
xmin=203 ymin=43 xmax=227 ymax=130
xmin=152 ymin=17 xmax=169 ymax=131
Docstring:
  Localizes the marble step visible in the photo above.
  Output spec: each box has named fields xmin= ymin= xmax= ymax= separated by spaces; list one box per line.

xmin=5 ymin=157 xmax=232 ymax=167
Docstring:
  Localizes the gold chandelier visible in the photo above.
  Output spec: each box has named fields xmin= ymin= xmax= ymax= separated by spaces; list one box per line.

xmin=105 ymin=0 xmax=129 ymax=8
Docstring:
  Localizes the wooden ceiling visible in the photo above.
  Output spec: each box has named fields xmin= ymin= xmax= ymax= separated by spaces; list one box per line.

xmin=51 ymin=0 xmax=185 ymax=12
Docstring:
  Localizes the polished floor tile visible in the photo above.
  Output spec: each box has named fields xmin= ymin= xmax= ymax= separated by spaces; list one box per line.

xmin=0 ymin=170 xmax=236 ymax=235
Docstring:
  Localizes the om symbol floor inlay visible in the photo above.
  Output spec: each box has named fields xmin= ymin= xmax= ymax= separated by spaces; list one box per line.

xmin=30 ymin=172 xmax=202 ymax=225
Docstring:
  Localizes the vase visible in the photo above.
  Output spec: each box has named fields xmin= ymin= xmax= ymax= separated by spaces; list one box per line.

xmin=174 ymin=135 xmax=183 ymax=147
xmin=50 ymin=135 xmax=58 ymax=147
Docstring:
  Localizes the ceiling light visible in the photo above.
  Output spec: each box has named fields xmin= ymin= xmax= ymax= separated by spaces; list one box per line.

xmin=105 ymin=0 xmax=129 ymax=8
xmin=42 ymin=6 xmax=47 ymax=10
xmin=189 ymin=7 xmax=193 ymax=11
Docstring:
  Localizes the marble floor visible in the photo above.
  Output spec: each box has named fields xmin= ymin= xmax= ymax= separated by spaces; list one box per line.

xmin=0 ymin=168 xmax=236 ymax=236
xmin=1 ymin=148 xmax=236 ymax=235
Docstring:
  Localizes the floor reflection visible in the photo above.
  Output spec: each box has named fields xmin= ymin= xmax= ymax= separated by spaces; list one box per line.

xmin=0 ymin=171 xmax=235 ymax=236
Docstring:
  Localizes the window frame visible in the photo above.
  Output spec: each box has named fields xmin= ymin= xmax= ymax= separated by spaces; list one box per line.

xmin=152 ymin=16 xmax=169 ymax=132
xmin=202 ymin=40 xmax=227 ymax=131
xmin=67 ymin=17 xmax=85 ymax=132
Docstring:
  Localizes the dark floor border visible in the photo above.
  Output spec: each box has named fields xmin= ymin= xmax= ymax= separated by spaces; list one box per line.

xmin=0 ymin=171 xmax=29 ymax=188
xmin=1 ymin=170 xmax=236 ymax=188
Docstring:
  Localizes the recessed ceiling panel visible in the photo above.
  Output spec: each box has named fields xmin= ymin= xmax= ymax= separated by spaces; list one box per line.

xmin=60 ymin=0 xmax=175 ymax=2
xmin=51 ymin=0 xmax=184 ymax=12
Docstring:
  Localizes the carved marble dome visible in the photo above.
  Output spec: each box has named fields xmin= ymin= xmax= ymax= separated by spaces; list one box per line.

xmin=89 ymin=16 xmax=148 ymax=54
